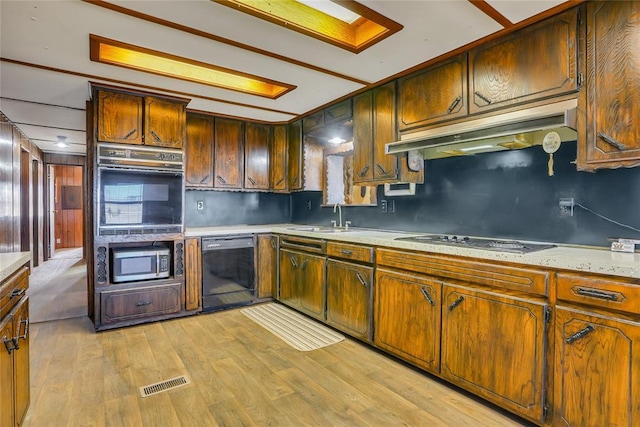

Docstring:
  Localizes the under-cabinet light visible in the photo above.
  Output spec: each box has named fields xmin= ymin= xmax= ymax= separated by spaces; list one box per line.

xmin=458 ymin=144 xmax=495 ymax=152
xmin=89 ymin=34 xmax=295 ymax=99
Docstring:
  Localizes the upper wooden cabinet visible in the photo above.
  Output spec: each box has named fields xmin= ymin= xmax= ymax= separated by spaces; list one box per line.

xmin=270 ymin=125 xmax=288 ymax=192
xmin=468 ymin=7 xmax=580 ymax=114
xmin=303 ymin=99 xmax=352 ymax=135
xmin=397 ymin=54 xmax=468 ymax=132
xmin=244 ymin=122 xmax=271 ymax=190
xmin=578 ymin=1 xmax=640 ymax=170
xmin=353 ymin=82 xmax=423 ymax=185
xmin=469 ymin=8 xmax=579 ymax=114
xmin=287 ymin=120 xmax=303 ymax=191
xmin=185 ymin=113 xmax=214 ymax=188
xmin=96 ymin=88 xmax=187 ymax=148
xmin=214 ymin=117 xmax=244 ymax=189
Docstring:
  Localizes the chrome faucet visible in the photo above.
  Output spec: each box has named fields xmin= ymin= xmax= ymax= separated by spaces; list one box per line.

xmin=333 ymin=203 xmax=342 ymax=228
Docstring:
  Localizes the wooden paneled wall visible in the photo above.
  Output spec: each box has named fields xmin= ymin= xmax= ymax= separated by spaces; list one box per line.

xmin=0 ymin=119 xmax=17 ymax=253
xmin=52 ymin=165 xmax=84 ymax=249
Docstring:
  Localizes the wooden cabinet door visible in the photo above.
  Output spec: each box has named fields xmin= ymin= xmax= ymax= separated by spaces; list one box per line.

xmin=185 ymin=238 xmax=201 ymax=311
xmin=397 ymin=54 xmax=467 ymax=131
xmin=353 ymin=91 xmax=374 ymax=183
xmin=287 ymin=120 xmax=303 ymax=191
xmin=257 ymin=235 xmax=277 ymax=299
xmin=297 ymin=253 xmax=325 ymax=321
xmin=278 ymin=249 xmax=299 ymax=307
xmin=270 ymin=125 xmax=288 ymax=191
xmin=96 ymin=90 xmax=143 ymax=145
xmin=326 ymin=259 xmax=372 ymax=341
xmin=185 ymin=113 xmax=214 ymax=187
xmin=374 ymin=269 xmax=441 ymax=374
xmin=144 ymin=96 xmax=186 ymax=148
xmin=244 ymin=123 xmax=271 ymax=190
xmin=469 ymin=7 xmax=579 ymax=114
xmin=100 ymin=283 xmax=182 ymax=325
xmin=372 ymin=82 xmax=399 ymax=182
xmin=214 ymin=118 xmax=244 ymax=189
xmin=554 ymin=306 xmax=640 ymax=427
xmin=12 ymin=297 xmax=29 ymax=426
xmin=578 ymin=1 xmax=640 ymax=170
xmin=441 ymin=284 xmax=547 ymax=423
xmin=0 ymin=317 xmax=14 ymax=427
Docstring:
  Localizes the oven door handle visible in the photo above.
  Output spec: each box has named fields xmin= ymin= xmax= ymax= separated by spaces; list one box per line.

xmin=156 ymin=253 xmax=160 ymax=277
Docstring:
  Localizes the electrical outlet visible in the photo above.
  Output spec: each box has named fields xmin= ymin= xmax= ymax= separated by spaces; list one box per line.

xmin=388 ymin=200 xmax=395 ymax=213
xmin=196 ymin=200 xmax=204 ymax=211
xmin=559 ymin=197 xmax=574 ymax=216
xmin=307 ymin=200 xmax=312 ymax=210
xmin=381 ymin=200 xmax=387 ymax=213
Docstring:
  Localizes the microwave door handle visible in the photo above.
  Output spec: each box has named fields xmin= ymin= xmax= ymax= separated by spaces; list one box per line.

xmin=156 ymin=253 xmax=160 ymax=277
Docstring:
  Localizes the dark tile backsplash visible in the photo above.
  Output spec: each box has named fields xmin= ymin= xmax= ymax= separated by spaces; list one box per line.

xmin=185 ymin=190 xmax=290 ymax=227
xmin=291 ymin=141 xmax=640 ymax=248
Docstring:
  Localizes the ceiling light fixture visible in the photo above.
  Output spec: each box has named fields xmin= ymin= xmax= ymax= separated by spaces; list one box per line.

xmin=89 ymin=34 xmax=295 ymax=99
xmin=56 ymin=136 xmax=69 ymax=148
xmin=213 ymin=0 xmax=403 ymax=53
xmin=328 ymin=137 xmax=346 ymax=145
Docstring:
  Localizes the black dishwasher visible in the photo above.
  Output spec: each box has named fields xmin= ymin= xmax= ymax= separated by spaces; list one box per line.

xmin=201 ymin=235 xmax=255 ymax=312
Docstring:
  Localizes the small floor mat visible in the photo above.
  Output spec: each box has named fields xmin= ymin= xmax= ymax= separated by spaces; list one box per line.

xmin=241 ymin=303 xmax=344 ymax=351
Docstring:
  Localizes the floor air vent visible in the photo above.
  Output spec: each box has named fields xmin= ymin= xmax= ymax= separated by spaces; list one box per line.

xmin=139 ymin=375 xmax=190 ymax=398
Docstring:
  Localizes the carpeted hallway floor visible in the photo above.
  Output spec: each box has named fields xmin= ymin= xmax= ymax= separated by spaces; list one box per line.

xmin=28 ymin=247 xmax=87 ymax=323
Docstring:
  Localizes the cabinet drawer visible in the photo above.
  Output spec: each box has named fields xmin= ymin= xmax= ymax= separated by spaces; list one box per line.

xmin=100 ymin=283 xmax=182 ymax=324
xmin=327 ymin=242 xmax=373 ymax=264
xmin=557 ymin=273 xmax=640 ymax=315
xmin=377 ymin=248 xmax=549 ymax=296
xmin=0 ymin=266 xmax=29 ymax=320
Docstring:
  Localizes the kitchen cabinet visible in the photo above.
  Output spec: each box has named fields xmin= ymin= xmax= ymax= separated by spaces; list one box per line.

xmin=257 ymin=234 xmax=278 ymax=299
xmin=185 ymin=113 xmax=214 ymax=188
xmin=278 ymin=236 xmax=325 ymax=320
xmin=270 ymin=125 xmax=288 ymax=192
xmin=468 ymin=7 xmax=580 ymax=114
xmin=374 ymin=268 xmax=441 ymax=374
xmin=441 ymin=284 xmax=548 ymax=424
xmin=184 ymin=238 xmax=201 ymax=311
xmin=397 ymin=54 xmax=467 ymax=132
xmin=244 ymin=123 xmax=271 ymax=190
xmin=95 ymin=88 xmax=187 ymax=148
xmin=578 ymin=1 xmax=640 ymax=170
xmin=100 ymin=283 xmax=183 ymax=325
xmin=214 ymin=117 xmax=244 ymax=189
xmin=326 ymin=242 xmax=373 ymax=341
xmin=303 ymin=99 xmax=352 ymax=134
xmin=353 ymin=82 xmax=423 ymax=185
xmin=0 ymin=264 xmax=30 ymax=427
xmin=287 ymin=120 xmax=303 ymax=191
xmin=553 ymin=271 xmax=640 ymax=426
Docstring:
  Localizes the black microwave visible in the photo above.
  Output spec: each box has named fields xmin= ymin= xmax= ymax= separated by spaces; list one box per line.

xmin=111 ymin=246 xmax=171 ymax=283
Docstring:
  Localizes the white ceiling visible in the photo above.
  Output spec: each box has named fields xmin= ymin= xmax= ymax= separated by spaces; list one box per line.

xmin=0 ymin=0 xmax=571 ymax=156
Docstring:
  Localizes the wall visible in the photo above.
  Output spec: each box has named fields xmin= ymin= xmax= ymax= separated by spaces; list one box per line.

xmin=185 ymin=190 xmax=290 ymax=227
xmin=53 ymin=165 xmax=84 ymax=249
xmin=291 ymin=141 xmax=640 ymax=248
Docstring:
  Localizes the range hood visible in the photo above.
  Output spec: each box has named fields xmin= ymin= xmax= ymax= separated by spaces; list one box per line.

xmin=386 ymin=99 xmax=578 ymax=160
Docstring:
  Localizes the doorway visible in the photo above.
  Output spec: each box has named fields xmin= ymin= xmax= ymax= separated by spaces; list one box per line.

xmin=49 ymin=164 xmax=84 ymax=257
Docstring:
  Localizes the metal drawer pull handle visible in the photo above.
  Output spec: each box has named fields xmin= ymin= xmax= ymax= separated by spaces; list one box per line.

xmin=375 ymin=163 xmax=389 ymax=176
xmin=474 ymin=91 xmax=492 ymax=105
xmin=150 ymin=130 xmax=162 ymax=142
xmin=359 ymin=165 xmax=369 ymax=177
xmin=597 ymin=132 xmax=627 ymax=151
xmin=216 ymin=175 xmax=227 ymax=184
xmin=289 ymin=256 xmax=298 ymax=268
xmin=10 ymin=288 xmax=26 ymax=298
xmin=566 ymin=325 xmax=595 ymax=344
xmin=340 ymin=249 xmax=352 ymax=255
xmin=420 ymin=287 xmax=434 ymax=306
xmin=248 ymin=177 xmax=256 ymax=185
xmin=3 ymin=336 xmax=16 ymax=354
xmin=199 ymin=174 xmax=210 ymax=184
xmin=447 ymin=96 xmax=462 ymax=114
xmin=124 ymin=129 xmax=137 ymax=139
xmin=355 ymin=271 xmax=368 ymax=287
xmin=275 ymin=178 xmax=284 ymax=186
xmin=17 ymin=317 xmax=29 ymax=341
xmin=136 ymin=301 xmax=152 ymax=307
xmin=448 ymin=296 xmax=464 ymax=311
xmin=576 ymin=287 xmax=619 ymax=301
xmin=270 ymin=239 xmax=276 ymax=249
xmin=300 ymin=260 xmax=308 ymax=270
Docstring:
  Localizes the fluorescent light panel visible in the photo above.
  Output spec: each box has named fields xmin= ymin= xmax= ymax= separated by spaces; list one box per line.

xmin=213 ymin=0 xmax=403 ymax=53
xmin=90 ymin=34 xmax=295 ymax=99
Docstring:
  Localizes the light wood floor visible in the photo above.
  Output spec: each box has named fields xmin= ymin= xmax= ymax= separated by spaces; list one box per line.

xmin=24 ymin=306 xmax=531 ymax=427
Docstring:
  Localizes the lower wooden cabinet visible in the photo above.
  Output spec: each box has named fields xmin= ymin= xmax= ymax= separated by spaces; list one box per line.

xmin=100 ymin=283 xmax=182 ymax=325
xmin=0 ymin=315 xmax=14 ymax=427
xmin=184 ymin=238 xmax=202 ymax=311
xmin=554 ymin=306 xmax=640 ymax=427
xmin=257 ymin=235 xmax=278 ymax=299
xmin=11 ymin=298 xmax=29 ymax=427
xmin=374 ymin=269 xmax=441 ymax=373
xmin=441 ymin=284 xmax=548 ymax=424
xmin=278 ymin=248 xmax=325 ymax=320
xmin=326 ymin=259 xmax=372 ymax=341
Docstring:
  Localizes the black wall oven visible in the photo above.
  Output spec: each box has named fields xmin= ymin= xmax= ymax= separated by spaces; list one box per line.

xmin=201 ymin=235 xmax=255 ymax=312
xmin=96 ymin=143 xmax=184 ymax=236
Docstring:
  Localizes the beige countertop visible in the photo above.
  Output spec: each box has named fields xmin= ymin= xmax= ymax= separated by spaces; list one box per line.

xmin=0 ymin=252 xmax=31 ymax=282
xmin=186 ymin=225 xmax=640 ymax=280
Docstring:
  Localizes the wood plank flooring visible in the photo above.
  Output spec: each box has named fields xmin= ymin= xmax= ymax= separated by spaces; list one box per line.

xmin=24 ymin=307 xmax=531 ymax=426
